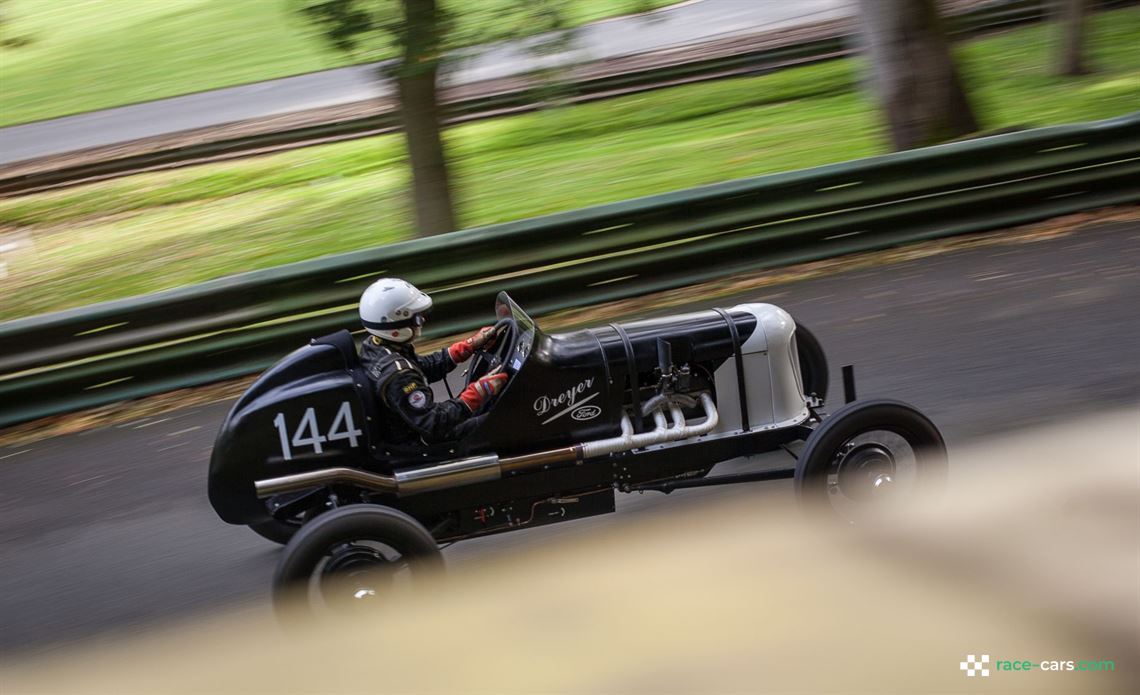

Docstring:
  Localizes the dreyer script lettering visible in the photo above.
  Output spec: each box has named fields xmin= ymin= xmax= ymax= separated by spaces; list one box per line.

xmin=534 ymin=378 xmax=595 ymax=417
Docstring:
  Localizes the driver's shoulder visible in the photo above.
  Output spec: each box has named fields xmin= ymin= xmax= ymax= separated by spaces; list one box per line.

xmin=361 ymin=338 xmax=422 ymax=382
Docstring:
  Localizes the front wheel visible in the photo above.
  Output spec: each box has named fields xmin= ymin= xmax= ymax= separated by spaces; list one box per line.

xmin=795 ymin=399 xmax=947 ymax=522
xmin=273 ymin=505 xmax=443 ymax=623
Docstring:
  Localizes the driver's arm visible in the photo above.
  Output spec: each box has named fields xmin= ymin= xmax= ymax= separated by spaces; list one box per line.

xmin=382 ymin=368 xmax=506 ymax=442
xmin=417 ymin=327 xmax=498 ymax=383
xmin=382 ymin=369 xmax=471 ymax=441
xmin=416 ymin=347 xmax=456 ymax=384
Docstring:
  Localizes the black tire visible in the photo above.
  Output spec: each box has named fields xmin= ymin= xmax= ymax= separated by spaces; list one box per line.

xmin=273 ymin=505 xmax=443 ymax=622
xmin=794 ymin=322 xmax=829 ymax=402
xmin=795 ymin=399 xmax=947 ymax=520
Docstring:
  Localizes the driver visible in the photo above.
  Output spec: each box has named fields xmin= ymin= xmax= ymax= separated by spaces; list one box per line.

xmin=358 ymin=278 xmax=508 ymax=446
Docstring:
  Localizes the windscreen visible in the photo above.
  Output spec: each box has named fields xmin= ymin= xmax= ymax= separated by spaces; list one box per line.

xmin=495 ymin=292 xmax=537 ymax=372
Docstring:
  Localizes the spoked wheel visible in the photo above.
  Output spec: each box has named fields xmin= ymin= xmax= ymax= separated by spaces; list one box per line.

xmin=272 ymin=505 xmax=443 ymax=623
xmin=795 ymin=399 xmax=947 ymax=523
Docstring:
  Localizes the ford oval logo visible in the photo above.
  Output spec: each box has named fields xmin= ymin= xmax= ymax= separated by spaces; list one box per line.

xmin=571 ymin=405 xmax=602 ymax=421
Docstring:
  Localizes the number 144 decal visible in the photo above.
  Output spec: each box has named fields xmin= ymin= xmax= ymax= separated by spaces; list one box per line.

xmin=272 ymin=401 xmax=362 ymax=461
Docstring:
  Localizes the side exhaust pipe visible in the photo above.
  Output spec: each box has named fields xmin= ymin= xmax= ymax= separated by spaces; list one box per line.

xmin=255 ymin=393 xmax=718 ymax=499
xmin=253 ymin=455 xmax=500 ymax=498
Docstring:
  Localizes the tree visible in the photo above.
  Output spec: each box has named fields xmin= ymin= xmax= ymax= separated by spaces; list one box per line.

xmin=297 ymin=0 xmax=575 ymax=237
xmin=855 ymin=0 xmax=980 ymax=150
xmin=1053 ymin=0 xmax=1090 ymax=76
xmin=299 ymin=0 xmax=457 ymax=236
xmin=394 ymin=0 xmax=455 ymax=237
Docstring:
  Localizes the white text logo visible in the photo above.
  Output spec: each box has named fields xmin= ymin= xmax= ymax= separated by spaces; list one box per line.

xmin=534 ymin=378 xmax=598 ymax=425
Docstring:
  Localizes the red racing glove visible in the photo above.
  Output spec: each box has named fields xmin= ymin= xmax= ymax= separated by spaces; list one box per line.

xmin=448 ymin=326 xmax=496 ymax=364
xmin=458 ymin=371 xmax=508 ymax=413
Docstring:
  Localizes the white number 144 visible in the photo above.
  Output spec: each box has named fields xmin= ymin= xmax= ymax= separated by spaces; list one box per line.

xmin=272 ymin=401 xmax=362 ymax=461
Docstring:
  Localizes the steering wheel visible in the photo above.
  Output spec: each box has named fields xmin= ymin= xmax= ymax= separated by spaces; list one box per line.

xmin=464 ymin=316 xmax=518 ymax=389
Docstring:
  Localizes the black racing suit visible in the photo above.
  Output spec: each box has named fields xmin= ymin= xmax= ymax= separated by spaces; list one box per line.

xmin=359 ymin=336 xmax=481 ymax=446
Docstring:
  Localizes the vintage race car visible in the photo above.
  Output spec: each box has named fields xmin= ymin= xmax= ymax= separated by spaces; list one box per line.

xmin=208 ymin=292 xmax=946 ymax=615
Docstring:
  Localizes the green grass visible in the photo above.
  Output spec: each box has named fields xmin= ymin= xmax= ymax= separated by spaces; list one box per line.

xmin=0 ymin=0 xmax=677 ymax=126
xmin=0 ymin=9 xmax=1138 ymax=320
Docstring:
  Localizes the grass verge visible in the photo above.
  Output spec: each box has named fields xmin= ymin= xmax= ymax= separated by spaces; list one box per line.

xmin=0 ymin=0 xmax=678 ymax=126
xmin=0 ymin=8 xmax=1137 ymax=321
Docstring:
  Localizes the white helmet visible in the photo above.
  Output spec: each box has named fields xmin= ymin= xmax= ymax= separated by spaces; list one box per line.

xmin=359 ymin=278 xmax=433 ymax=343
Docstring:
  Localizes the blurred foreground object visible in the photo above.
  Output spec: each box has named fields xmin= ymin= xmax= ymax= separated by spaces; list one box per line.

xmin=857 ymin=0 xmax=980 ymax=149
xmin=2 ymin=410 xmax=1136 ymax=693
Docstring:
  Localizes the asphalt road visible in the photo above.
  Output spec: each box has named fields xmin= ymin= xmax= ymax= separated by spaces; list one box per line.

xmin=1 ymin=218 xmax=1137 ymax=655
xmin=0 ymin=0 xmax=851 ymax=165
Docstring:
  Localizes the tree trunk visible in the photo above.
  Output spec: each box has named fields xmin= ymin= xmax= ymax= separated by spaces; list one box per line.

xmin=396 ymin=66 xmax=456 ymax=237
xmin=856 ymin=0 xmax=980 ymax=151
xmin=1054 ymin=0 xmax=1090 ymax=76
xmin=397 ymin=0 xmax=456 ymax=237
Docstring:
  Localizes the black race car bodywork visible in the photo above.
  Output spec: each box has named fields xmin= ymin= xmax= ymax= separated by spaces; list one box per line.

xmin=210 ymin=293 xmax=822 ymax=533
xmin=208 ymin=292 xmax=946 ymax=608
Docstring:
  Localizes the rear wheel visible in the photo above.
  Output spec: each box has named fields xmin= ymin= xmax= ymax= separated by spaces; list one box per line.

xmin=273 ymin=505 xmax=443 ymax=623
xmin=795 ymin=399 xmax=946 ymax=523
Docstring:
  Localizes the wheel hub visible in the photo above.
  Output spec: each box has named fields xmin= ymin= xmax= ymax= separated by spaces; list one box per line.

xmin=835 ymin=443 xmax=896 ymax=501
xmin=320 ymin=543 xmax=393 ymax=606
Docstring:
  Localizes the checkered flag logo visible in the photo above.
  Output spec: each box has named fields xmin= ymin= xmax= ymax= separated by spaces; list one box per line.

xmin=960 ymin=654 xmax=990 ymax=677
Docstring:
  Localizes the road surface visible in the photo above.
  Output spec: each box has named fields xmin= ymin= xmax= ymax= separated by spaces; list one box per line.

xmin=0 ymin=218 xmax=1137 ymax=654
xmin=0 ymin=0 xmax=851 ymax=165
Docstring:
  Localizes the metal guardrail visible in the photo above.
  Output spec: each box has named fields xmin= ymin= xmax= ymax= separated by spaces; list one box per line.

xmin=1 ymin=112 xmax=1137 ymax=428
xmin=3 ymin=0 xmax=1133 ymax=196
